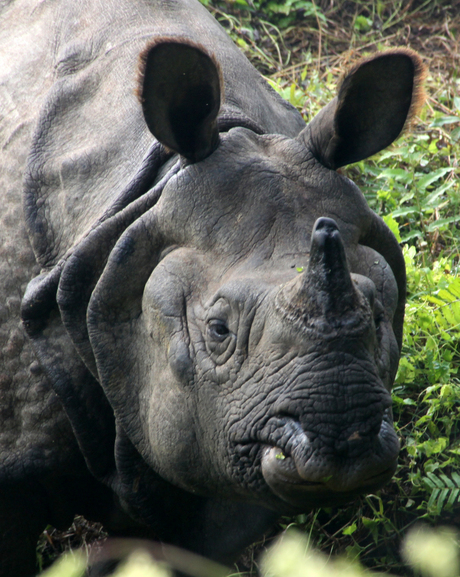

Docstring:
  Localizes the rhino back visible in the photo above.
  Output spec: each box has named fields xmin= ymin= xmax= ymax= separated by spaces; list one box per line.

xmin=23 ymin=0 xmax=305 ymax=270
xmin=0 ymin=4 xmax=109 ymax=572
xmin=0 ymin=0 xmax=78 ymax=475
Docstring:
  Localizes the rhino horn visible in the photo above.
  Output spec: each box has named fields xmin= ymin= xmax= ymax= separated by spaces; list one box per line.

xmin=278 ymin=218 xmax=360 ymax=328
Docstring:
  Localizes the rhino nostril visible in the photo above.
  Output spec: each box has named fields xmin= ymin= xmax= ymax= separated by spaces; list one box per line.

xmin=373 ymin=408 xmax=393 ymax=439
xmin=334 ymin=409 xmax=394 ymax=456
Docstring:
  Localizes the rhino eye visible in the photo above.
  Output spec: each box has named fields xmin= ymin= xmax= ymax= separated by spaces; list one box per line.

xmin=207 ymin=319 xmax=230 ymax=342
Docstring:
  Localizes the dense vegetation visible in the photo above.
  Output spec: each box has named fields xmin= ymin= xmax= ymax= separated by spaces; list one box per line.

xmin=39 ymin=1 xmax=459 ymax=575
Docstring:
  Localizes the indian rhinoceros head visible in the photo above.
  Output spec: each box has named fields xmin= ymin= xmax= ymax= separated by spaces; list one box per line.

xmin=26 ymin=41 xmax=425 ymax=516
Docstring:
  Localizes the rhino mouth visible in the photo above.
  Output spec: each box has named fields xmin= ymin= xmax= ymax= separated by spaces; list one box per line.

xmin=236 ymin=410 xmax=399 ymax=510
xmin=261 ymin=446 xmax=328 ymax=490
xmin=260 ymin=444 xmax=396 ymax=508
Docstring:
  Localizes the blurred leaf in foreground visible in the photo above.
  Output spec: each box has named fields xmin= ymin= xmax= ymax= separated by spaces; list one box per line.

xmin=112 ymin=549 xmax=171 ymax=577
xmin=40 ymin=552 xmax=86 ymax=577
xmin=261 ymin=530 xmax=383 ymax=577
xmin=402 ymin=525 xmax=460 ymax=577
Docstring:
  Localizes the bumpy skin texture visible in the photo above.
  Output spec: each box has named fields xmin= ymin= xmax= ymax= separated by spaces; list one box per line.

xmin=1 ymin=0 xmax=425 ymax=575
xmin=0 ymin=4 xmax=123 ymax=575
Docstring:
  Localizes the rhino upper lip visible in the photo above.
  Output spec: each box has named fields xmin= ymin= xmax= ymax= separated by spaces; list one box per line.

xmin=260 ymin=445 xmax=324 ymax=487
xmin=260 ymin=443 xmax=396 ymax=497
xmin=263 ymin=448 xmax=394 ymax=487
xmin=235 ymin=409 xmax=397 ymax=493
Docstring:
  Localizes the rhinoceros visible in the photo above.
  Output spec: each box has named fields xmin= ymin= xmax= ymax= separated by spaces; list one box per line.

xmin=0 ymin=0 xmax=425 ymax=574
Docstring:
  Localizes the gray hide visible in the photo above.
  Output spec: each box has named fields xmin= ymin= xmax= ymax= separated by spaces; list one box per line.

xmin=0 ymin=0 xmax=425 ymax=575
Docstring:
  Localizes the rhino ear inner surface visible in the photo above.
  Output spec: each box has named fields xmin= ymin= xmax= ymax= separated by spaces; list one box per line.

xmin=139 ymin=39 xmax=223 ymax=163
xmin=303 ymin=48 xmax=426 ymax=169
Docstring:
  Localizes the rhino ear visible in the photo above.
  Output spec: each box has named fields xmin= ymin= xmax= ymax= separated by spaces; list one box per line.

xmin=138 ymin=39 xmax=223 ymax=163
xmin=302 ymin=48 xmax=426 ymax=169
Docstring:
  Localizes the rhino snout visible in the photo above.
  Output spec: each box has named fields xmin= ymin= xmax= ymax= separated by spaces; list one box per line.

xmin=260 ymin=410 xmax=399 ymax=508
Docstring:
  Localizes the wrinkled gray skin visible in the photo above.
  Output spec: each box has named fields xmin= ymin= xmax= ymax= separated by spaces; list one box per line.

xmin=0 ymin=0 xmax=425 ymax=574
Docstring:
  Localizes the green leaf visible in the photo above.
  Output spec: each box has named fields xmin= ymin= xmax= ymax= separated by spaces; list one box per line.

xmin=383 ymin=214 xmax=401 ymax=242
xmin=377 ymin=168 xmax=413 ymax=183
xmin=391 ymin=206 xmax=418 ymax=218
xmin=425 ymin=472 xmax=443 ymax=488
xmin=427 ymin=487 xmax=440 ymax=508
xmin=445 ymin=278 xmax=460 ymax=298
xmin=422 ymin=180 xmax=455 ymax=206
xmin=438 ymin=286 xmax=460 ymax=303
xmin=266 ymin=1 xmax=290 ymax=14
xmin=430 ymin=115 xmax=460 ymax=127
xmin=342 ymin=522 xmax=357 ymax=535
xmin=416 ymin=167 xmax=452 ymax=192
xmin=401 ymin=230 xmax=423 ymax=243
xmin=437 ymin=488 xmax=450 ymax=513
xmin=354 ymin=15 xmax=372 ymax=32
xmin=439 ymin=473 xmax=455 ymax=488
xmin=423 ymin=438 xmax=449 ymax=457
xmin=426 ymin=215 xmax=460 ymax=232
xmin=447 ymin=488 xmax=460 ymax=507
xmin=362 ymin=517 xmax=380 ymax=544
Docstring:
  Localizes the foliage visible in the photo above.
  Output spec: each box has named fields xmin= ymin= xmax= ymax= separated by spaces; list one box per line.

xmin=200 ymin=0 xmax=326 ymax=29
xmin=39 ymin=552 xmax=86 ymax=577
xmin=401 ymin=525 xmax=460 ymax=577
xmin=40 ymin=526 xmax=460 ymax=577
xmin=39 ymin=549 xmax=170 ymax=577
xmin=36 ymin=516 xmax=107 ymax=572
xmin=262 ymin=527 xmax=460 ymax=577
